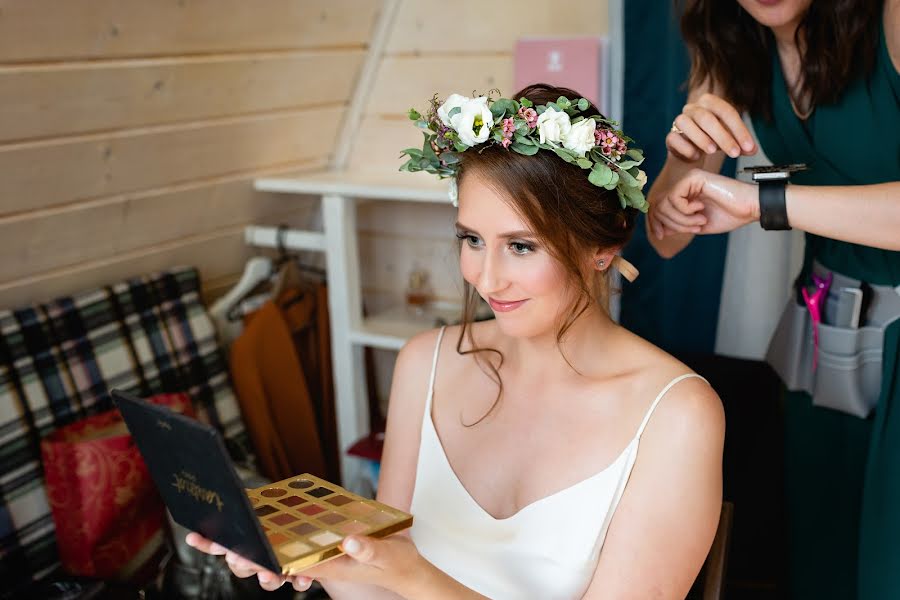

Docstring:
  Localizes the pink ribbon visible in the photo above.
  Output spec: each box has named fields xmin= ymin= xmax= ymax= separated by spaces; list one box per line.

xmin=801 ymin=272 xmax=832 ymax=371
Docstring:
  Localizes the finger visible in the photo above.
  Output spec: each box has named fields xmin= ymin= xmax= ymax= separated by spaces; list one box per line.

xmin=665 ymin=132 xmax=701 ymax=162
xmin=673 ymin=113 xmax=718 ymax=155
xmin=647 ymin=211 xmax=667 ymax=241
xmin=185 ymin=533 xmax=227 ymax=556
xmin=225 ymin=551 xmax=265 ymax=578
xmin=342 ymin=536 xmax=375 ymax=563
xmin=291 ymin=576 xmax=314 ymax=592
xmin=655 ymin=210 xmax=701 ymax=234
xmin=684 ymin=106 xmax=743 ymax=157
xmin=257 ymin=571 xmax=286 ymax=591
xmin=669 ymin=193 xmax=706 ymax=216
xmin=696 ymin=94 xmax=756 ymax=154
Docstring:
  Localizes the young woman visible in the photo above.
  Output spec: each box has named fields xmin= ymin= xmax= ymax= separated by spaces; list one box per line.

xmin=645 ymin=1 xmax=899 ymax=598
xmin=188 ymin=84 xmax=725 ymax=599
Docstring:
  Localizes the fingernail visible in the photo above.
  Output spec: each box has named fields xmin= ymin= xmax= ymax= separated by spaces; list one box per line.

xmin=225 ymin=554 xmax=236 ymax=565
xmin=742 ymin=141 xmax=754 ymax=151
xmin=343 ymin=537 xmax=361 ymax=555
xmin=729 ymin=147 xmax=740 ymax=157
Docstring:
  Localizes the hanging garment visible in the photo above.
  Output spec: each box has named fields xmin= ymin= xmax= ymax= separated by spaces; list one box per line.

xmin=229 ymin=283 xmax=338 ymax=482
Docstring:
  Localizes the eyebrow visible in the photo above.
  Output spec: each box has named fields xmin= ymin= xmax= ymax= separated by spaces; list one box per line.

xmin=454 ymin=222 xmax=537 ymax=239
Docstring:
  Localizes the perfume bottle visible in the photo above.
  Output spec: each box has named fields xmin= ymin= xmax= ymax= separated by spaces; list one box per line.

xmin=405 ymin=267 xmax=433 ymax=317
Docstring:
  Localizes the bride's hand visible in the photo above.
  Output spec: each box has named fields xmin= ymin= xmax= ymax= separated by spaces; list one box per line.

xmin=653 ymin=169 xmax=760 ymax=238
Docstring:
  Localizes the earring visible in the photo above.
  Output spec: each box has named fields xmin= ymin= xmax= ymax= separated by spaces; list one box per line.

xmin=596 ymin=259 xmax=606 ymax=269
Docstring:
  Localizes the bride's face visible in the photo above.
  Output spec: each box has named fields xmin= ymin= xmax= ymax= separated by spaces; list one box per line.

xmin=456 ymin=172 xmax=580 ymax=339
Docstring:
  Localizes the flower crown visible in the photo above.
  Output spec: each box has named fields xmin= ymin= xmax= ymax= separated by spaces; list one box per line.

xmin=399 ymin=91 xmax=648 ymax=212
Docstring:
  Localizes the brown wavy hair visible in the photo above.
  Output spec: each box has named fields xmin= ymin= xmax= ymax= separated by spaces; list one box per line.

xmin=453 ymin=83 xmax=639 ymax=426
xmin=680 ymin=0 xmax=882 ymax=120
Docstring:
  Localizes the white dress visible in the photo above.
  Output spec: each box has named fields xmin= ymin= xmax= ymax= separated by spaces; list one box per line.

xmin=409 ymin=327 xmax=706 ymax=599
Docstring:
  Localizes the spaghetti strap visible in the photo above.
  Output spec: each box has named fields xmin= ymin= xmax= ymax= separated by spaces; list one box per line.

xmin=424 ymin=326 xmax=447 ymax=413
xmin=635 ymin=373 xmax=709 ymax=438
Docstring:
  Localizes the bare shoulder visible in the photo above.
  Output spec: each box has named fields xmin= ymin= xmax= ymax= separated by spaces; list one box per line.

xmin=886 ymin=0 xmax=900 ymax=74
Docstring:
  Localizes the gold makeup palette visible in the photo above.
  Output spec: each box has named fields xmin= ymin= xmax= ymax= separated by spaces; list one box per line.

xmin=248 ymin=473 xmax=412 ymax=574
xmin=111 ymin=390 xmax=412 ymax=575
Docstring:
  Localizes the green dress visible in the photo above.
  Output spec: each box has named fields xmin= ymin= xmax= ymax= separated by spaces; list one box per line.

xmin=751 ymin=15 xmax=900 ymax=600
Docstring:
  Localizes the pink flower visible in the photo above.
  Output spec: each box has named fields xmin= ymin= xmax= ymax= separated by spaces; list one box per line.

xmin=502 ymin=117 xmax=516 ymax=135
xmin=518 ymin=107 xmax=538 ymax=128
xmin=501 ymin=137 xmax=512 ymax=149
xmin=595 ymin=128 xmax=628 ymax=161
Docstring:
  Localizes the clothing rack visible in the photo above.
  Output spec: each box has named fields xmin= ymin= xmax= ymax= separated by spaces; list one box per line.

xmin=242 ymin=173 xmax=452 ymax=493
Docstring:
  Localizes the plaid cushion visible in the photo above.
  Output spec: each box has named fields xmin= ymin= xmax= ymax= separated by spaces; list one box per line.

xmin=0 ymin=266 xmax=251 ymax=593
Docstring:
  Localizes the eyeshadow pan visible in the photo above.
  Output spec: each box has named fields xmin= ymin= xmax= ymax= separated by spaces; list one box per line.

xmin=267 ymin=532 xmax=288 ymax=546
xmin=269 ymin=513 xmax=299 ymax=526
xmin=344 ymin=501 xmax=376 ymax=518
xmin=255 ymin=505 xmax=277 ymax=517
xmin=300 ymin=504 xmax=325 ymax=516
xmin=290 ymin=522 xmax=318 ymax=536
xmin=288 ymin=479 xmax=314 ymax=489
xmin=279 ymin=540 xmax=312 ymax=558
xmin=260 ymin=488 xmax=286 ymax=498
xmin=336 ymin=520 xmax=370 ymax=535
xmin=307 ymin=487 xmax=333 ymax=498
xmin=318 ymin=512 xmax=346 ymax=525
xmin=309 ymin=530 xmax=342 ymax=546
xmin=326 ymin=495 xmax=353 ymax=507
xmin=278 ymin=496 xmax=307 ymax=507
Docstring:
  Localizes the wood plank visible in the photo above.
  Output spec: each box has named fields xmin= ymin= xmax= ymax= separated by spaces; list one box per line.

xmin=0 ymin=165 xmax=325 ymax=284
xmin=366 ymin=55 xmax=513 ymax=116
xmin=385 ymin=0 xmax=608 ymax=54
xmin=0 ymin=210 xmax=316 ymax=311
xmin=0 ymin=107 xmax=343 ymax=216
xmin=0 ymin=0 xmax=379 ymax=63
xmin=347 ymin=115 xmax=423 ymax=174
xmin=0 ymin=51 xmax=364 ymax=143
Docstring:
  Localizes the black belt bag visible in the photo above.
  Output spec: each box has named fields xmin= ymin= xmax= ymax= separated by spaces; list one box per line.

xmin=766 ymin=262 xmax=900 ymax=418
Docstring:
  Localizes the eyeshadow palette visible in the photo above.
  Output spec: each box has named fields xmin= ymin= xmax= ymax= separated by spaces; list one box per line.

xmin=111 ymin=390 xmax=412 ymax=575
xmin=248 ymin=473 xmax=412 ymax=573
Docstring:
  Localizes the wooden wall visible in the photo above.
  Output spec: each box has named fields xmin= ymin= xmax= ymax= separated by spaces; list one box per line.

xmin=0 ymin=0 xmax=609 ymax=314
xmin=0 ymin=0 xmax=379 ymax=309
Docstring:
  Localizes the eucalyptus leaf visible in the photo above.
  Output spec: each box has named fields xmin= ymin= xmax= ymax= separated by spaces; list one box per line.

xmin=519 ymin=97 xmax=533 ymax=108
xmin=491 ymin=98 xmax=517 ymax=120
xmin=575 ymin=158 xmax=592 ymax=169
xmin=408 ymin=108 xmax=421 ymax=121
xmin=617 ymin=167 xmax=638 ymax=187
xmin=441 ymin=152 xmax=460 ymax=164
xmin=513 ymin=134 xmax=534 ymax=145
xmin=577 ymin=98 xmax=589 ymax=111
xmin=626 ymin=148 xmax=644 ymax=161
xmin=603 ymin=171 xmax=619 ymax=190
xmin=511 ymin=142 xmax=540 ymax=155
xmin=552 ymin=147 xmax=576 ymax=163
xmin=556 ymin=96 xmax=571 ymax=109
xmin=401 ymin=148 xmax=423 ymax=159
xmin=588 ymin=163 xmax=614 ymax=187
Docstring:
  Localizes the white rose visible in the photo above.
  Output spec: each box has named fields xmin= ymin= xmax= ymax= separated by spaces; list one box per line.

xmin=562 ymin=118 xmax=596 ymax=156
xmin=437 ymin=94 xmax=471 ymax=128
xmin=535 ymin=107 xmax=571 ymax=146
xmin=635 ymin=170 xmax=648 ymax=190
xmin=455 ymin=97 xmax=494 ymax=147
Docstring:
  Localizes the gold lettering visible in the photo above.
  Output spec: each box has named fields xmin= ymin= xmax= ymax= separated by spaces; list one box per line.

xmin=156 ymin=419 xmax=172 ymax=430
xmin=171 ymin=471 xmax=224 ymax=512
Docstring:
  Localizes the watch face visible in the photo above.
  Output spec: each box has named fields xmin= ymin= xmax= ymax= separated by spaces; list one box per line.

xmin=742 ymin=163 xmax=808 ymax=180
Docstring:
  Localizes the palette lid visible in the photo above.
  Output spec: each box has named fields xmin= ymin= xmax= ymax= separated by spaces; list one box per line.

xmin=112 ymin=389 xmax=280 ymax=572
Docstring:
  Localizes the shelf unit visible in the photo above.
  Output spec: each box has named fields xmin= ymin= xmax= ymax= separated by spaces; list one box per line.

xmin=248 ymin=170 xmax=452 ymax=492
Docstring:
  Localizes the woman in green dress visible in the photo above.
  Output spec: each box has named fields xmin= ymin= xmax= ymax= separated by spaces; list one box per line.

xmin=646 ymin=0 xmax=899 ymax=598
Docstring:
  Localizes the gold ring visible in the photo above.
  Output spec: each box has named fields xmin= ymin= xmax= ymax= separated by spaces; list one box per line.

xmin=670 ymin=120 xmax=684 ymax=135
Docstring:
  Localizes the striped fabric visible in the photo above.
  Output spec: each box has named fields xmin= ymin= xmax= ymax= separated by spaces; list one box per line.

xmin=0 ymin=267 xmax=252 ymax=593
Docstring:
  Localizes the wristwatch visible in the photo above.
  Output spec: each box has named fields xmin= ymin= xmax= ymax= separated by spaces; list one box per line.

xmin=741 ymin=163 xmax=808 ymax=231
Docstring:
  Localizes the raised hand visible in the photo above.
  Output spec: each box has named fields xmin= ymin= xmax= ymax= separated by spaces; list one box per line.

xmin=668 ymin=93 xmax=757 ymax=162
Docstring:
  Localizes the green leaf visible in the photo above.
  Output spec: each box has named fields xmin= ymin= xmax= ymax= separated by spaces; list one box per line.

xmin=513 ymin=134 xmax=534 ymax=145
xmin=616 ymin=159 xmax=643 ymax=170
xmin=536 ymin=105 xmax=548 ymax=115
xmin=441 ymin=152 xmax=460 ymax=164
xmin=546 ymin=102 xmax=561 ymax=112
xmin=623 ymin=185 xmax=647 ymax=210
xmin=552 ymin=147 xmax=575 ymax=163
xmin=617 ymin=167 xmax=638 ymax=187
xmin=626 ymin=148 xmax=644 ymax=161
xmin=422 ymin=140 xmax=439 ymax=163
xmin=490 ymin=98 xmax=517 ymax=120
xmin=454 ymin=141 xmax=469 ymax=152
xmin=401 ymin=148 xmax=423 ymax=159
xmin=511 ymin=142 xmax=540 ymax=155
xmin=575 ymin=158 xmax=592 ymax=169
xmin=577 ymin=98 xmax=589 ymax=111
xmin=408 ymin=108 xmax=422 ymax=121
xmin=556 ymin=96 xmax=571 ymax=109
xmin=519 ymin=97 xmax=533 ymax=108
xmin=603 ymin=171 xmax=619 ymax=190
xmin=588 ymin=163 xmax=614 ymax=187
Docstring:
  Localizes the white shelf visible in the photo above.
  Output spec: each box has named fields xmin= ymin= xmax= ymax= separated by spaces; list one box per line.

xmin=351 ymin=305 xmax=462 ymax=351
xmin=254 ymin=170 xmax=452 ymax=203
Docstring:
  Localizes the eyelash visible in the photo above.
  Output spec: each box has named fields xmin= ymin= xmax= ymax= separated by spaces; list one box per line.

xmin=455 ymin=233 xmax=536 ymax=255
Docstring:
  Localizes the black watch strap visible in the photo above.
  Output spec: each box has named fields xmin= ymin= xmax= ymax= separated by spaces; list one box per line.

xmin=759 ymin=180 xmax=791 ymax=230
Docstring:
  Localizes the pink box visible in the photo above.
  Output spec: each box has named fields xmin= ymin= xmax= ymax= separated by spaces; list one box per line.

xmin=514 ymin=36 xmax=609 ymax=116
